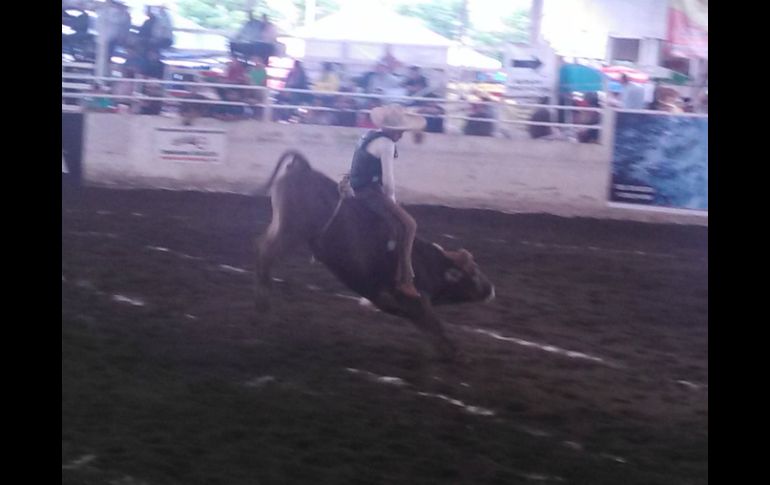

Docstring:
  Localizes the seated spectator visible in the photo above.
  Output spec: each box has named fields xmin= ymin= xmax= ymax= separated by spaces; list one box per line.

xmin=528 ymin=97 xmax=553 ymax=139
xmin=214 ymin=89 xmax=248 ymax=121
xmin=576 ymin=92 xmax=601 ymax=143
xmin=367 ymin=62 xmax=401 ymax=94
xmin=86 ymin=83 xmax=116 ymax=112
xmin=333 ymin=94 xmax=358 ymax=127
xmin=463 ymin=95 xmax=495 ymax=137
xmin=413 ymin=94 xmax=445 ymax=133
xmin=403 ymin=66 xmax=428 ymax=97
xmin=314 ymin=62 xmax=341 ymax=93
xmin=303 ymin=97 xmax=334 ymax=125
xmin=356 ymin=69 xmax=376 ymax=92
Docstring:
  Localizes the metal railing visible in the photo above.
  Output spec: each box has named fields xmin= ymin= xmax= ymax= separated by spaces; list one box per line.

xmin=62 ymin=70 xmax=611 ymax=140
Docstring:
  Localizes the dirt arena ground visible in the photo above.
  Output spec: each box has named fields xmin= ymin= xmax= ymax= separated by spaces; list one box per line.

xmin=62 ymin=185 xmax=708 ymax=485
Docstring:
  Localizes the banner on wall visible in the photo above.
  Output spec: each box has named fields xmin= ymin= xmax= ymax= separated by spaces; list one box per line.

xmin=155 ymin=128 xmax=227 ymax=163
xmin=610 ymin=111 xmax=708 ymax=212
xmin=667 ymin=0 xmax=708 ymax=59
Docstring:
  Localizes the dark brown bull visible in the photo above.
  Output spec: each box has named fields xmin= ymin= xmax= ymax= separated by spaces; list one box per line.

xmin=255 ymin=150 xmax=495 ymax=358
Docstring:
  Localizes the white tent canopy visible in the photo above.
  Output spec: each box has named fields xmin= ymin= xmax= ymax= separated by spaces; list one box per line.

xmin=291 ymin=5 xmax=500 ymax=71
xmin=447 ymin=44 xmax=502 ymax=70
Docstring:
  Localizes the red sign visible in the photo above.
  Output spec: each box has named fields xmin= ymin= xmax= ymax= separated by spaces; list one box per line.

xmin=667 ymin=0 xmax=708 ymax=59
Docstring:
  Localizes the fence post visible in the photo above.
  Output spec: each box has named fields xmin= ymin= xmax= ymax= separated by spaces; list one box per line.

xmin=601 ymin=107 xmax=616 ymax=148
xmin=263 ymin=88 xmax=273 ymax=122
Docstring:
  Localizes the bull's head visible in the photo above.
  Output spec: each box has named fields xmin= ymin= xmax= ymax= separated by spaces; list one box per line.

xmin=430 ymin=244 xmax=495 ymax=305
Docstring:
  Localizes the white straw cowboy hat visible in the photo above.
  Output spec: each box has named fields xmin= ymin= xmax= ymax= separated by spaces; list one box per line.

xmin=370 ymin=104 xmax=427 ymax=131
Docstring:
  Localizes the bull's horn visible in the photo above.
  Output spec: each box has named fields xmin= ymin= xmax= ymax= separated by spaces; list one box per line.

xmin=432 ymin=242 xmax=446 ymax=253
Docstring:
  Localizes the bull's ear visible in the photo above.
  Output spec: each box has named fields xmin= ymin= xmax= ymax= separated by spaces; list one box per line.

xmin=458 ymin=249 xmax=474 ymax=265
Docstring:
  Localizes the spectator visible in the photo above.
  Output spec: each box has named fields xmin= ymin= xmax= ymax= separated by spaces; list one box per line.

xmin=528 ymin=96 xmax=553 ymax=139
xmin=248 ymin=57 xmax=268 ymax=87
xmin=314 ymin=62 xmax=341 ymax=93
xmin=247 ymin=56 xmax=268 ymax=117
xmin=255 ymin=14 xmax=278 ymax=66
xmin=463 ymin=94 xmax=495 ymax=137
xmin=62 ymin=4 xmax=92 ymax=45
xmin=86 ymin=83 xmax=115 ymax=112
xmin=379 ymin=44 xmax=402 ymax=73
xmin=301 ymin=97 xmax=333 ymax=125
xmin=140 ymin=49 xmax=165 ymax=80
xmin=413 ymin=94 xmax=445 ymax=133
xmin=403 ymin=66 xmax=428 ymax=97
xmin=259 ymin=14 xmax=277 ymax=48
xmin=367 ymin=62 xmax=400 ymax=94
xmin=333 ymin=94 xmax=358 ymax=127
xmin=225 ymin=54 xmax=249 ymax=85
xmin=655 ymin=88 xmax=683 ymax=114
xmin=152 ymin=5 xmax=174 ymax=50
xmin=139 ymin=82 xmax=163 ymax=115
xmin=620 ymin=74 xmax=645 ymax=109
xmin=214 ymin=89 xmax=248 ymax=121
xmin=231 ymin=11 xmax=273 ymax=64
xmin=180 ymin=92 xmax=208 ymax=125
xmin=577 ymin=92 xmax=601 ymax=143
xmin=122 ymin=46 xmax=144 ymax=73
xmin=137 ymin=6 xmax=157 ymax=52
xmin=232 ymin=11 xmax=263 ymax=46
xmin=283 ymin=60 xmax=311 ymax=102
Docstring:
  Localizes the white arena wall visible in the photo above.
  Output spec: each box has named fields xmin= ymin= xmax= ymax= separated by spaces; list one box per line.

xmin=82 ymin=113 xmax=707 ymax=225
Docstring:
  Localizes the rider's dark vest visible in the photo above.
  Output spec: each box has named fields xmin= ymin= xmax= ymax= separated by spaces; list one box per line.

xmin=349 ymin=130 xmax=398 ymax=191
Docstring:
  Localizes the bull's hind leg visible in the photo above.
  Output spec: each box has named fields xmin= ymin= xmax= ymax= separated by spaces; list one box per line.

xmin=254 ymin=219 xmax=285 ymax=312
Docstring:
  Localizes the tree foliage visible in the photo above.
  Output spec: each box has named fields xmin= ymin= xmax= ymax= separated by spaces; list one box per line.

xmin=177 ymin=0 xmax=276 ymax=30
xmin=396 ymin=0 xmax=465 ymax=41
xmin=395 ymin=0 xmax=530 ymax=59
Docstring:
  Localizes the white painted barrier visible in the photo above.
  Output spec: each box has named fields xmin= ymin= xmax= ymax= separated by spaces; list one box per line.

xmin=82 ymin=113 xmax=706 ymax=225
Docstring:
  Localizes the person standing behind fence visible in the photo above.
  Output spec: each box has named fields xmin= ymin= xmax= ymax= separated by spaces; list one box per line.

xmin=152 ymin=5 xmax=174 ymax=51
xmin=620 ymin=74 xmax=645 ymax=109
xmin=577 ymin=92 xmax=601 ymax=143
xmin=528 ymin=97 xmax=553 ymax=139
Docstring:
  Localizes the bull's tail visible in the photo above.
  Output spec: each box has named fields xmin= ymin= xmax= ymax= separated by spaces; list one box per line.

xmin=261 ymin=150 xmax=312 ymax=195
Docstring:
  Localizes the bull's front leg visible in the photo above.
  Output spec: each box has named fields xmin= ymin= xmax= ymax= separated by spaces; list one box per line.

xmin=375 ymin=292 xmax=459 ymax=360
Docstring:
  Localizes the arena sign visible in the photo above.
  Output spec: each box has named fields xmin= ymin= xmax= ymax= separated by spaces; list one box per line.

xmin=610 ymin=111 xmax=708 ymax=212
xmin=155 ymin=128 xmax=227 ymax=163
xmin=503 ymin=43 xmax=557 ymax=100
